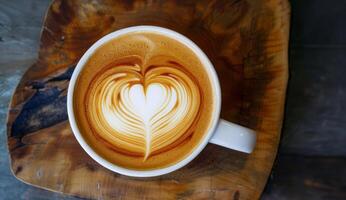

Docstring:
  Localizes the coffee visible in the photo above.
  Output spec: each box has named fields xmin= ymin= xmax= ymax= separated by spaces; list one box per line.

xmin=73 ymin=31 xmax=215 ymax=170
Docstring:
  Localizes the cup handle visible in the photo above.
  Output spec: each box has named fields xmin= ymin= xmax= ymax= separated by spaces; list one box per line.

xmin=209 ymin=119 xmax=257 ymax=153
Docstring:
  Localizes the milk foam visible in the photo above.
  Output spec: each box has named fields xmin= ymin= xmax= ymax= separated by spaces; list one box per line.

xmin=102 ymin=83 xmax=179 ymax=159
xmin=88 ymin=63 xmax=200 ymax=159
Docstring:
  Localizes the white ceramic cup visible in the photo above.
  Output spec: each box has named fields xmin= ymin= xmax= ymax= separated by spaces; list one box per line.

xmin=67 ymin=26 xmax=256 ymax=177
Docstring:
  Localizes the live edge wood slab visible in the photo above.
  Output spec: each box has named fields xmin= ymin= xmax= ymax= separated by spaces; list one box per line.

xmin=6 ymin=0 xmax=290 ymax=199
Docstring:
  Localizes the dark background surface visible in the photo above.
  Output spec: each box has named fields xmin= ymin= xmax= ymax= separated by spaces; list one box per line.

xmin=0 ymin=0 xmax=345 ymax=199
xmin=262 ymin=0 xmax=346 ymax=199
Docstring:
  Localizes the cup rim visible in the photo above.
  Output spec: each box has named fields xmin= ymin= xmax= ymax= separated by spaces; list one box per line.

xmin=67 ymin=25 xmax=221 ymax=177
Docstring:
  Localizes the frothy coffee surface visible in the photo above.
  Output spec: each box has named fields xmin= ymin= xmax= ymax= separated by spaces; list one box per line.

xmin=73 ymin=31 xmax=215 ymax=170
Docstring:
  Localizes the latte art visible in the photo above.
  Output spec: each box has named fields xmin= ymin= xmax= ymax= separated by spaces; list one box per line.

xmin=73 ymin=31 xmax=215 ymax=169
xmin=87 ymin=61 xmax=200 ymax=160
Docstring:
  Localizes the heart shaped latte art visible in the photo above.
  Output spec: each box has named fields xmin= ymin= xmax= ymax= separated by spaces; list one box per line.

xmin=86 ymin=61 xmax=201 ymax=160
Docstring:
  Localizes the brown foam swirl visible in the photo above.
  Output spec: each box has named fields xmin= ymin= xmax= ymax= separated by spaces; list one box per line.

xmin=85 ymin=58 xmax=201 ymax=160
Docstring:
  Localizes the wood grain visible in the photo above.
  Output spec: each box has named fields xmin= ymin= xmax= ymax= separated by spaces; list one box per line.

xmin=6 ymin=0 xmax=290 ymax=199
